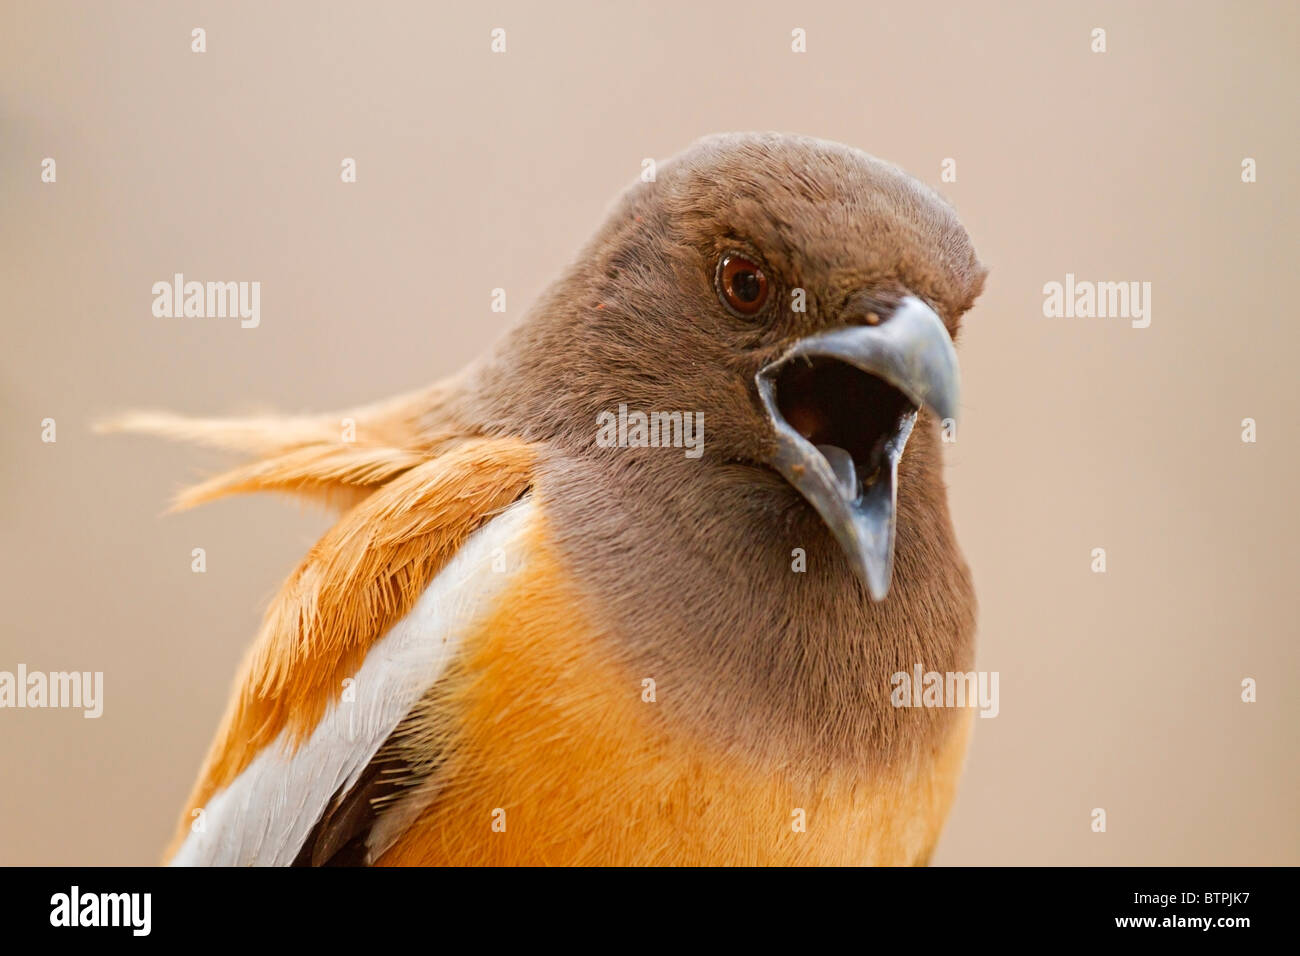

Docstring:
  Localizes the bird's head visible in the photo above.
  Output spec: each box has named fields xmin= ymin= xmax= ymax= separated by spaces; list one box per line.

xmin=479 ymin=132 xmax=986 ymax=600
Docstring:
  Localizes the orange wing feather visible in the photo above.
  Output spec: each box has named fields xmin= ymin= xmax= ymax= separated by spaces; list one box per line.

xmin=108 ymin=391 xmax=538 ymax=861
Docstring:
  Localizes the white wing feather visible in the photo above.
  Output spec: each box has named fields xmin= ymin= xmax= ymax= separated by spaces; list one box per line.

xmin=170 ymin=497 xmax=536 ymax=866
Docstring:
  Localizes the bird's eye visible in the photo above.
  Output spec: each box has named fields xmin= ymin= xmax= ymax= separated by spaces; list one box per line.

xmin=716 ymin=253 xmax=770 ymax=316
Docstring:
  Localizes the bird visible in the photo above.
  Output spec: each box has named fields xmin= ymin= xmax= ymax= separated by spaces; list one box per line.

xmin=109 ymin=132 xmax=987 ymax=866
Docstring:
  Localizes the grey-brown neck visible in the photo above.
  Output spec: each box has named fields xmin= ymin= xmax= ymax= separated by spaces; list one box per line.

xmin=452 ymin=346 xmax=975 ymax=775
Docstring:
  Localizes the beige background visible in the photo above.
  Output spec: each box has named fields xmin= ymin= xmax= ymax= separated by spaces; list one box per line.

xmin=2 ymin=0 xmax=1296 ymax=865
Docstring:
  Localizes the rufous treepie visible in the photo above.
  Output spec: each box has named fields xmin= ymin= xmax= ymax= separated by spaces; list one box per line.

xmin=109 ymin=132 xmax=987 ymax=866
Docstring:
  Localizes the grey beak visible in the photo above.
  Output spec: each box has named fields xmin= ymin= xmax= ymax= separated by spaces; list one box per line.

xmin=756 ymin=296 xmax=960 ymax=600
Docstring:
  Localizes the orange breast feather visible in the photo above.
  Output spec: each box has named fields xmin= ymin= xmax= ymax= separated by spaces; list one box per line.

xmin=380 ymin=508 xmax=972 ymax=867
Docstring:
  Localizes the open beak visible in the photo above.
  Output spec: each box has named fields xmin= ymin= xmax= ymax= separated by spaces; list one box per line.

xmin=756 ymin=296 xmax=960 ymax=601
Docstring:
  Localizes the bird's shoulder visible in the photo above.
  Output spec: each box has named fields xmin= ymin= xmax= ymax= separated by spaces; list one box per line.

xmin=167 ymin=435 xmax=540 ymax=865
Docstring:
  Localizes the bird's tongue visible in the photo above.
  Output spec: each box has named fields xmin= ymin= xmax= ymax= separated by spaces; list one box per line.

xmin=816 ymin=444 xmax=861 ymax=502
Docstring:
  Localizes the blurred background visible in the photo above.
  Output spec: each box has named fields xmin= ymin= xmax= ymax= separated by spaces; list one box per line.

xmin=2 ymin=0 xmax=1296 ymax=865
